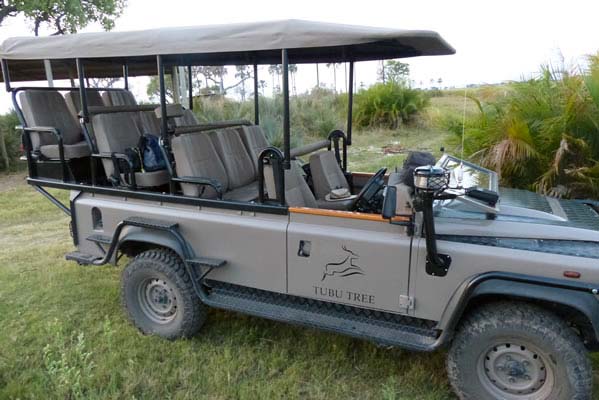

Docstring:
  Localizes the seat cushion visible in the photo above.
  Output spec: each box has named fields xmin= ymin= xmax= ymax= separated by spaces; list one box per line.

xmin=210 ymin=128 xmax=256 ymax=189
xmin=101 ymin=90 xmax=137 ymax=106
xmin=64 ymin=90 xmax=104 ymax=119
xmin=309 ymin=151 xmax=349 ymax=200
xmin=91 ymin=112 xmax=142 ymax=178
xmin=40 ymin=140 xmax=91 ymax=159
xmin=284 ymin=163 xmax=318 ymax=208
xmin=223 ymin=181 xmax=259 ymax=202
xmin=174 ymin=109 xmax=199 ymax=127
xmin=238 ymin=125 xmax=269 ymax=169
xmin=122 ymin=169 xmax=169 ymax=188
xmin=19 ymin=90 xmax=83 ymax=148
xmin=137 ymin=111 xmax=161 ymax=136
xmin=171 ymin=132 xmax=229 ymax=198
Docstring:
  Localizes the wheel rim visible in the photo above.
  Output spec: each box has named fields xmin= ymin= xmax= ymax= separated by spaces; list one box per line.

xmin=137 ymin=278 xmax=178 ymax=324
xmin=478 ymin=341 xmax=555 ymax=399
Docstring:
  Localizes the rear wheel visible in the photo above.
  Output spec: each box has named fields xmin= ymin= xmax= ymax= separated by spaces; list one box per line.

xmin=447 ymin=301 xmax=592 ymax=400
xmin=121 ymin=249 xmax=206 ymax=339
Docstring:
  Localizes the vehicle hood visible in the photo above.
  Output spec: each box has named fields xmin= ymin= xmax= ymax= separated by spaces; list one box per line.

xmin=436 ymin=187 xmax=599 ymax=241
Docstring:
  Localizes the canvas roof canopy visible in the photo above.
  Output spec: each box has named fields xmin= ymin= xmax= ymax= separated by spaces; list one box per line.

xmin=0 ymin=19 xmax=455 ymax=82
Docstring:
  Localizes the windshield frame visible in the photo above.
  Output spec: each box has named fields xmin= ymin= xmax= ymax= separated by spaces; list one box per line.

xmin=436 ymin=154 xmax=499 ymax=192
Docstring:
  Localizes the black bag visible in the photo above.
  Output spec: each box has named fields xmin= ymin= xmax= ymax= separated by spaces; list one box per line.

xmin=138 ymin=134 xmax=167 ymax=172
xmin=117 ymin=147 xmax=142 ymax=173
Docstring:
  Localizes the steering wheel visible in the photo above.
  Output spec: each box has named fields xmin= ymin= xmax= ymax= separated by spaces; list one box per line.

xmin=353 ymin=167 xmax=387 ymax=212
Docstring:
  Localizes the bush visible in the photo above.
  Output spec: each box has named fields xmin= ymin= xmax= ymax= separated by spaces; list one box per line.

xmin=354 ymin=83 xmax=429 ymax=129
xmin=0 ymin=111 xmax=21 ymax=172
xmin=457 ymin=56 xmax=599 ymax=198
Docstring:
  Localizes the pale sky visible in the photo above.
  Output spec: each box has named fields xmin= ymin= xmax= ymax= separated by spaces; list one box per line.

xmin=1 ymin=0 xmax=598 ymax=112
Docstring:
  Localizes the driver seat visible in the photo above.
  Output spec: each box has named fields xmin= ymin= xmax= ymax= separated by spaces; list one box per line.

xmin=309 ymin=151 xmax=354 ymax=210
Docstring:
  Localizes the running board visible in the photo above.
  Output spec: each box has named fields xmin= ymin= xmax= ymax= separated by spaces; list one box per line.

xmin=65 ymin=251 xmax=102 ymax=265
xmin=203 ymin=281 xmax=439 ymax=351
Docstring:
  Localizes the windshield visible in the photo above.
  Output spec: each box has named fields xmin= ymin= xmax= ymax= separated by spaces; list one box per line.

xmin=436 ymin=154 xmax=499 ymax=192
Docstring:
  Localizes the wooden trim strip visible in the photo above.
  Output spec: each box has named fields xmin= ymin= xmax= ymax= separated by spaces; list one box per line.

xmin=289 ymin=207 xmax=410 ymax=223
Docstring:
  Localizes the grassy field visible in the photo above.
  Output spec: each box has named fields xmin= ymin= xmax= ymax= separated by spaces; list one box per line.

xmin=1 ymin=95 xmax=597 ymax=399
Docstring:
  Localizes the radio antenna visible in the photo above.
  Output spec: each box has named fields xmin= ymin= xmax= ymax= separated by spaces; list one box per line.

xmin=455 ymin=87 xmax=468 ymax=188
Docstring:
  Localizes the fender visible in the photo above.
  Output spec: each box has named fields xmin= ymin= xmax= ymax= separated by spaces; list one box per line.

xmin=116 ymin=227 xmax=188 ymax=261
xmin=435 ymin=272 xmax=599 ymax=349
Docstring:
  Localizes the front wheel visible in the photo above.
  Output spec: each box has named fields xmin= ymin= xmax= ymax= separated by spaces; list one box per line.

xmin=121 ymin=249 xmax=206 ymax=339
xmin=447 ymin=301 xmax=592 ymax=400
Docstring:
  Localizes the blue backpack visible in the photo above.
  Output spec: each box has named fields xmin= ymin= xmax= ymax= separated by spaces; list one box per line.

xmin=139 ymin=134 xmax=167 ymax=172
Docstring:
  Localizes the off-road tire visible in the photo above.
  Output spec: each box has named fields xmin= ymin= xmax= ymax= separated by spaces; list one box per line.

xmin=447 ymin=301 xmax=591 ymax=400
xmin=121 ymin=249 xmax=206 ymax=339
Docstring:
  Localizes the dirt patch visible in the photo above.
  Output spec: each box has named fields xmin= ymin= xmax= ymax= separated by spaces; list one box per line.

xmin=0 ymin=171 xmax=27 ymax=192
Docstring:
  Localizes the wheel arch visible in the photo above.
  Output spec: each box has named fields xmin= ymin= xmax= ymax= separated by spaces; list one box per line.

xmin=117 ymin=228 xmax=187 ymax=262
xmin=438 ymin=275 xmax=599 ymax=351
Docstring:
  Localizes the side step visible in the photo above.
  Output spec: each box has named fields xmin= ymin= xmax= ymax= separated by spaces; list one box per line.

xmin=187 ymin=257 xmax=227 ymax=269
xmin=65 ymin=251 xmax=102 ymax=265
xmin=204 ymin=281 xmax=439 ymax=351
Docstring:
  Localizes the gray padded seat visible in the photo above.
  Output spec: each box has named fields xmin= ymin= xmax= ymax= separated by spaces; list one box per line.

xmin=284 ymin=162 xmax=318 ymax=208
xmin=309 ymin=150 xmax=355 ymax=210
xmin=310 ymin=151 xmax=350 ymax=199
xmin=19 ymin=90 xmax=91 ymax=159
xmin=101 ymin=89 xmax=137 ymax=106
xmin=174 ymin=109 xmax=199 ymax=127
xmin=238 ymin=125 xmax=269 ymax=170
xmin=171 ymin=132 xmax=229 ymax=199
xmin=210 ymin=128 xmax=258 ymax=192
xmin=91 ymin=112 xmax=169 ymax=188
xmin=64 ymin=90 xmax=104 ymax=119
xmin=137 ymin=111 xmax=161 ymax=136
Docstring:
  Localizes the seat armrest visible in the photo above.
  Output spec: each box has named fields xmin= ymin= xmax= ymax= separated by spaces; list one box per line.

xmin=92 ymin=152 xmax=137 ymax=189
xmin=172 ymin=176 xmax=223 ymax=199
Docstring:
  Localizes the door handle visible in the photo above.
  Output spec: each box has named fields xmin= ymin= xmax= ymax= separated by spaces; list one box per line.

xmin=298 ymin=240 xmax=311 ymax=257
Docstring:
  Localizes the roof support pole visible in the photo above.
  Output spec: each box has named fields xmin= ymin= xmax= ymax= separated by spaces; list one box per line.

xmin=123 ymin=63 xmax=129 ymax=90
xmin=346 ymin=61 xmax=354 ymax=146
xmin=253 ymin=63 xmax=259 ymax=125
xmin=76 ymin=59 xmax=88 ymax=122
xmin=44 ymin=60 xmax=54 ymax=87
xmin=282 ymin=49 xmax=290 ymax=169
xmin=1 ymin=59 xmax=11 ymax=92
xmin=157 ymin=55 xmax=168 ymax=141
xmin=188 ymin=65 xmax=193 ymax=110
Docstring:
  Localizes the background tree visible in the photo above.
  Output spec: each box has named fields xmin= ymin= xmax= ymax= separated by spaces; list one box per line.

xmin=326 ymin=63 xmax=339 ymax=92
xmin=0 ymin=0 xmax=126 ymax=36
xmin=289 ymin=64 xmax=298 ymax=96
xmin=268 ymin=64 xmax=281 ymax=94
xmin=378 ymin=60 xmax=410 ymax=85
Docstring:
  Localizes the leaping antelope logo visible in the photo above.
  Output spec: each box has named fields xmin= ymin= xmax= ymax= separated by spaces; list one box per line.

xmin=322 ymin=245 xmax=365 ymax=281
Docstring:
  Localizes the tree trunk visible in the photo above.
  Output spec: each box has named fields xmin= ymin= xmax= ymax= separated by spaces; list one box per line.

xmin=316 ymin=64 xmax=320 ymax=87
xmin=333 ymin=66 xmax=337 ymax=92
xmin=0 ymin=129 xmax=9 ymax=170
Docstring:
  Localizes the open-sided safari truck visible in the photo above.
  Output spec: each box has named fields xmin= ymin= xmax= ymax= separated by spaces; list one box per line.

xmin=3 ymin=20 xmax=599 ymax=399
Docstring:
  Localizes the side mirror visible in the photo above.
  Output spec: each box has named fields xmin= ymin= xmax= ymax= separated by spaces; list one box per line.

xmin=382 ymin=185 xmax=397 ymax=219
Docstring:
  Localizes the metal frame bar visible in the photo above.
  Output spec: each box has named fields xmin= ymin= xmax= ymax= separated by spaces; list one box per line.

xmin=123 ymin=63 xmax=129 ymax=90
xmin=282 ymin=49 xmax=290 ymax=169
xmin=346 ymin=61 xmax=354 ymax=146
xmin=28 ymin=177 xmax=288 ymax=215
xmin=1 ymin=59 xmax=11 ymax=91
xmin=253 ymin=63 xmax=259 ymax=125
xmin=157 ymin=55 xmax=168 ymax=141
xmin=187 ymin=65 xmax=193 ymax=110
xmin=33 ymin=185 xmax=71 ymax=216
xmin=76 ymin=59 xmax=89 ymax=122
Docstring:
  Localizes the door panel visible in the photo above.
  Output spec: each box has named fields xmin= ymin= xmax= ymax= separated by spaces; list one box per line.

xmin=287 ymin=212 xmax=412 ymax=313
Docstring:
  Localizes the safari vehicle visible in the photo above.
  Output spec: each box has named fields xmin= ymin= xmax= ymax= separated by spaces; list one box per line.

xmin=2 ymin=19 xmax=599 ymax=400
